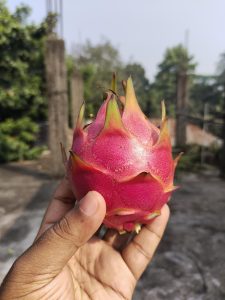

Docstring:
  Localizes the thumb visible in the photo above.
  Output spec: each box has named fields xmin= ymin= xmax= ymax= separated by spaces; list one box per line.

xmin=19 ymin=191 xmax=106 ymax=275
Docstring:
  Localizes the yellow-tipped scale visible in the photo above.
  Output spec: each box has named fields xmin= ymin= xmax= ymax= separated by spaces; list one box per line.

xmin=122 ymin=80 xmax=127 ymax=93
xmin=161 ymin=100 xmax=166 ymax=122
xmin=76 ymin=102 xmax=85 ymax=129
xmin=144 ymin=211 xmax=161 ymax=220
xmin=135 ymin=223 xmax=142 ymax=234
xmin=111 ymin=72 xmax=117 ymax=94
xmin=103 ymin=95 xmax=124 ymax=130
xmin=174 ymin=152 xmax=183 ymax=168
xmin=157 ymin=101 xmax=170 ymax=144
xmin=124 ymin=76 xmax=141 ymax=112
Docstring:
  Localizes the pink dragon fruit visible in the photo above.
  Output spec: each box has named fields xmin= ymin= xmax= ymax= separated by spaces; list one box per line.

xmin=68 ymin=76 xmax=180 ymax=233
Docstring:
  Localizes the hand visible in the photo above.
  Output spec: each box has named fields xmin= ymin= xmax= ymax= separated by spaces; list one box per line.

xmin=0 ymin=178 xmax=170 ymax=300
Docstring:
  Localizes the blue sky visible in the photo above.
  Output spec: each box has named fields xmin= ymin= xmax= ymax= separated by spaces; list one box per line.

xmin=7 ymin=0 xmax=225 ymax=81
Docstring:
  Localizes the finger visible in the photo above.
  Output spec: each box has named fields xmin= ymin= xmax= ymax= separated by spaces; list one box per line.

xmin=36 ymin=178 xmax=75 ymax=239
xmin=104 ymin=229 xmax=131 ymax=250
xmin=19 ymin=191 xmax=106 ymax=276
xmin=122 ymin=205 xmax=170 ymax=280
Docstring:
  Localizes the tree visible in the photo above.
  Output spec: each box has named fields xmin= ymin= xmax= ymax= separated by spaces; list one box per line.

xmin=190 ymin=77 xmax=223 ymax=117
xmin=151 ymin=45 xmax=196 ymax=116
xmin=72 ymin=39 xmax=123 ymax=115
xmin=71 ymin=40 xmax=153 ymax=116
xmin=0 ymin=1 xmax=49 ymax=162
xmin=217 ymin=53 xmax=225 ymax=81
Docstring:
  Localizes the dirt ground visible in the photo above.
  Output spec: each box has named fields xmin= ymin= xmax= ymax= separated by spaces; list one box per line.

xmin=0 ymin=161 xmax=225 ymax=300
xmin=0 ymin=161 xmax=59 ymax=282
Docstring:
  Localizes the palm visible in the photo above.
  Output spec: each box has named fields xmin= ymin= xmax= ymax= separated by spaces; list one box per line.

xmin=46 ymin=237 xmax=135 ymax=300
xmin=0 ymin=180 xmax=169 ymax=300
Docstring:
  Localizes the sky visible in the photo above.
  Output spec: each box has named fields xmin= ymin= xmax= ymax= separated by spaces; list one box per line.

xmin=7 ymin=0 xmax=225 ymax=81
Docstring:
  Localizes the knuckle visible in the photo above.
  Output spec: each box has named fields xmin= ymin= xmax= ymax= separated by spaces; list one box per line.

xmin=51 ymin=215 xmax=82 ymax=245
xmin=145 ymin=226 xmax=162 ymax=240
xmin=52 ymin=216 xmax=72 ymax=241
xmin=132 ymin=240 xmax=152 ymax=261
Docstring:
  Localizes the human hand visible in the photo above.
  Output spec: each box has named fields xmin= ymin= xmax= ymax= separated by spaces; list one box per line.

xmin=0 ymin=178 xmax=170 ymax=300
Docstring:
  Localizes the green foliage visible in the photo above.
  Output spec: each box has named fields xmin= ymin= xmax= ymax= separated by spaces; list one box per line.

xmin=189 ymin=52 xmax=224 ymax=119
xmin=0 ymin=1 xmax=48 ymax=121
xmin=0 ymin=117 xmax=44 ymax=162
xmin=151 ymin=45 xmax=196 ymax=116
xmin=72 ymin=40 xmax=123 ymax=115
xmin=217 ymin=53 xmax=225 ymax=84
xmin=175 ymin=144 xmax=221 ymax=173
xmin=0 ymin=1 xmax=49 ymax=162
xmin=176 ymin=145 xmax=202 ymax=172
xmin=71 ymin=40 xmax=152 ymax=116
xmin=190 ymin=77 xmax=223 ymax=117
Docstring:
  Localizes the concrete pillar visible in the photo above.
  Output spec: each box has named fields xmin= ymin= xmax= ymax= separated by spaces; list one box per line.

xmin=176 ymin=70 xmax=188 ymax=148
xmin=45 ymin=37 xmax=69 ymax=176
xmin=70 ymin=69 xmax=84 ymax=129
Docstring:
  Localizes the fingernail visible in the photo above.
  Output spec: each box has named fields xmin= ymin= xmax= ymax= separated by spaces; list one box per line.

xmin=79 ymin=191 xmax=100 ymax=216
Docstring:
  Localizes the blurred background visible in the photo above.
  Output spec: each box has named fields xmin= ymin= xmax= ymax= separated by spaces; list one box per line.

xmin=0 ymin=0 xmax=225 ymax=299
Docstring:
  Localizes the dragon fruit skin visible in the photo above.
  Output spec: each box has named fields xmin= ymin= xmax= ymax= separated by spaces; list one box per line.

xmin=68 ymin=77 xmax=180 ymax=233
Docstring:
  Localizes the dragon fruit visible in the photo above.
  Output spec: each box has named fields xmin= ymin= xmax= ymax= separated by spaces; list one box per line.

xmin=68 ymin=76 xmax=180 ymax=233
